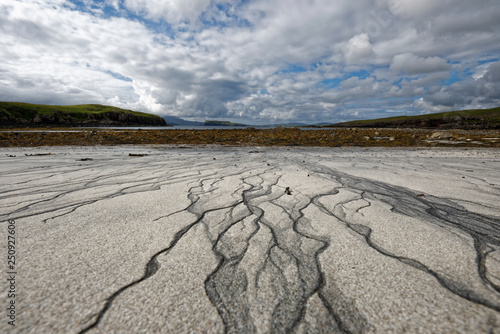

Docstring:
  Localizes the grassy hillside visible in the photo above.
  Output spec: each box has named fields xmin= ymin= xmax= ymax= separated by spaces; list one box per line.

xmin=324 ymin=107 xmax=500 ymax=129
xmin=0 ymin=102 xmax=167 ymax=127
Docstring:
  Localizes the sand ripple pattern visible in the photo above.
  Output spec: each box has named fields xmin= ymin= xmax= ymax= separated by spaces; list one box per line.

xmin=0 ymin=146 xmax=499 ymax=333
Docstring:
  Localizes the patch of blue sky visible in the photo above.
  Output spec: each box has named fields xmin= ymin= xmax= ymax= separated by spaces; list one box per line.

xmin=200 ymin=2 xmax=252 ymax=29
xmin=311 ymin=62 xmax=328 ymax=70
xmin=319 ymin=69 xmax=372 ymax=89
xmin=463 ymin=68 xmax=474 ymax=76
xmin=136 ymin=16 xmax=176 ymax=38
xmin=106 ymin=71 xmax=132 ymax=82
xmin=319 ymin=78 xmax=342 ymax=89
xmin=308 ymin=58 xmax=338 ymax=72
xmin=478 ymin=57 xmax=500 ymax=65
xmin=392 ymin=78 xmax=404 ymax=88
xmin=63 ymin=0 xmax=91 ymax=11
xmin=343 ymin=104 xmax=357 ymax=110
xmin=346 ymin=69 xmax=369 ymax=79
xmin=249 ymin=89 xmax=269 ymax=95
xmin=396 ymin=75 xmax=423 ymax=84
xmin=441 ymin=70 xmax=463 ymax=86
xmin=280 ymin=64 xmax=308 ymax=74
xmin=64 ymin=0 xmax=115 ymax=18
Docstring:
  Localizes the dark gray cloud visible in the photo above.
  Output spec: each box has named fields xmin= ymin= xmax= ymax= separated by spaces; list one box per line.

xmin=390 ymin=54 xmax=450 ymax=75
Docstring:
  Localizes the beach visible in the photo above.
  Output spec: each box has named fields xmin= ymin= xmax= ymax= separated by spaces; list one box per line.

xmin=1 ymin=145 xmax=499 ymax=333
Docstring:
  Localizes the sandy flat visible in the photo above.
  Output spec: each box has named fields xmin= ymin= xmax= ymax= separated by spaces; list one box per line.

xmin=0 ymin=146 xmax=499 ymax=333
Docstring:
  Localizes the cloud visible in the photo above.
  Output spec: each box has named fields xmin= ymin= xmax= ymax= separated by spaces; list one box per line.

xmin=390 ymin=53 xmax=450 ymax=75
xmin=483 ymin=61 xmax=500 ymax=83
xmin=0 ymin=0 xmax=499 ymax=124
xmin=343 ymin=34 xmax=375 ymax=63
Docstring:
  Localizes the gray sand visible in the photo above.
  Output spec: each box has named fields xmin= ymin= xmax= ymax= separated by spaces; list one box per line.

xmin=1 ymin=146 xmax=499 ymax=333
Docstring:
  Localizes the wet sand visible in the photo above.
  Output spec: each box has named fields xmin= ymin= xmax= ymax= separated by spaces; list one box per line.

xmin=1 ymin=145 xmax=499 ymax=333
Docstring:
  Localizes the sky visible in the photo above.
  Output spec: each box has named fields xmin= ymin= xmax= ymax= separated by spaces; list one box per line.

xmin=1 ymin=0 xmax=499 ymax=125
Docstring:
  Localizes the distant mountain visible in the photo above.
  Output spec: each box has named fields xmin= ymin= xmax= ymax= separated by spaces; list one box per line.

xmin=322 ymin=107 xmax=500 ymax=129
xmin=205 ymin=120 xmax=247 ymax=126
xmin=311 ymin=122 xmax=334 ymax=126
xmin=163 ymin=117 xmax=323 ymax=128
xmin=249 ymin=122 xmax=309 ymax=128
xmin=275 ymin=122 xmax=308 ymax=127
xmin=162 ymin=116 xmax=204 ymax=126
xmin=0 ymin=102 xmax=167 ymax=127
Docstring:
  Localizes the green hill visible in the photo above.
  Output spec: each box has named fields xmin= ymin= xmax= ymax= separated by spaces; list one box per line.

xmin=0 ymin=102 xmax=167 ymax=127
xmin=324 ymin=107 xmax=500 ymax=129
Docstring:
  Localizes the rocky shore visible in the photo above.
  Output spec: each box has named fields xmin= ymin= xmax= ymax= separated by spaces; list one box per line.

xmin=1 ymin=127 xmax=499 ymax=147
